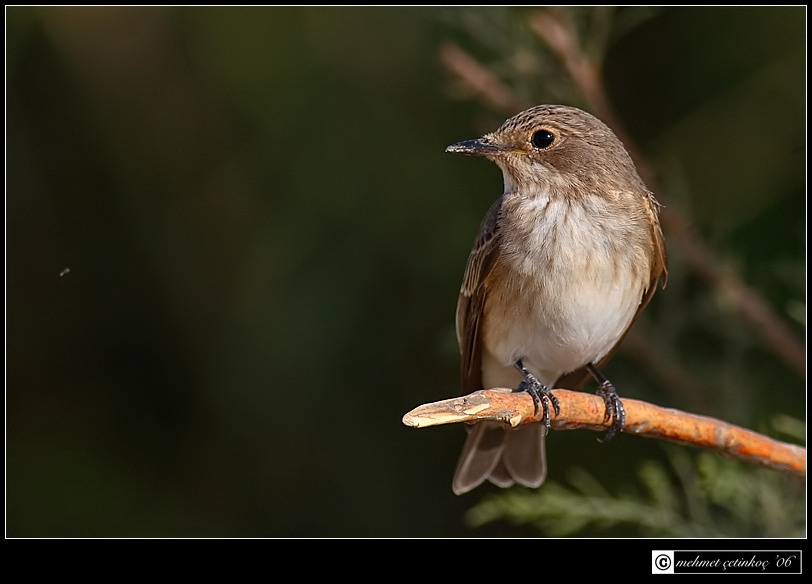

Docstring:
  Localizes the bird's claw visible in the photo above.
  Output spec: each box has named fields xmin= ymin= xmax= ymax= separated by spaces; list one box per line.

xmin=596 ymin=380 xmax=625 ymax=442
xmin=515 ymin=366 xmax=560 ymax=429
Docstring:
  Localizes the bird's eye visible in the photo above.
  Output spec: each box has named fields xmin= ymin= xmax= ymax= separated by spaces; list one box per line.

xmin=531 ymin=129 xmax=555 ymax=149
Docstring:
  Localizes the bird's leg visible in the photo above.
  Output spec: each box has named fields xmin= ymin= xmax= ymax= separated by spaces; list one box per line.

xmin=514 ymin=360 xmax=560 ymax=429
xmin=586 ymin=363 xmax=625 ymax=442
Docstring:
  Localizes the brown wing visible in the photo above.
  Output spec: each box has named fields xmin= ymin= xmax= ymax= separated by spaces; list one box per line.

xmin=456 ymin=197 xmax=503 ymax=394
xmin=556 ymin=189 xmax=668 ymax=390
xmin=454 ymin=196 xmax=558 ymax=494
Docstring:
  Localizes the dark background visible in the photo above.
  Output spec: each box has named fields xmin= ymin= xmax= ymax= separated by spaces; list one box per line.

xmin=6 ymin=6 xmax=805 ymax=537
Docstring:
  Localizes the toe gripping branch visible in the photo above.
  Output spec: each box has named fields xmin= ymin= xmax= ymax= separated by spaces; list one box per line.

xmin=586 ymin=363 xmax=625 ymax=442
xmin=514 ymin=360 xmax=561 ymax=429
xmin=512 ymin=361 xmax=626 ymax=440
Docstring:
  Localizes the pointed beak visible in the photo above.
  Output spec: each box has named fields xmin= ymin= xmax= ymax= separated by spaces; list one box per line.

xmin=445 ymin=137 xmax=509 ymax=156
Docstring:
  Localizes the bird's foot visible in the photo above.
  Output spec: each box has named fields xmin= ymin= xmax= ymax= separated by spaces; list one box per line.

xmin=596 ymin=379 xmax=625 ymax=442
xmin=514 ymin=361 xmax=560 ymax=429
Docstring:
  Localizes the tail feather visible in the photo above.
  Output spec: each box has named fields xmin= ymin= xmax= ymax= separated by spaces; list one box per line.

xmin=452 ymin=422 xmax=546 ymax=494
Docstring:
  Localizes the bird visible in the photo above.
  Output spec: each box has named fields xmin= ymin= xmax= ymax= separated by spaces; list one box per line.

xmin=445 ymin=104 xmax=667 ymax=495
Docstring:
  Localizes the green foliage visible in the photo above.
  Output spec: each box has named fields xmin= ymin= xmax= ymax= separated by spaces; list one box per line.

xmin=467 ymin=420 xmax=806 ymax=537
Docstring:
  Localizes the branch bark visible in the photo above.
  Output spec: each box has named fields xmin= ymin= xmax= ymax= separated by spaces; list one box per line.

xmin=403 ymin=388 xmax=806 ymax=477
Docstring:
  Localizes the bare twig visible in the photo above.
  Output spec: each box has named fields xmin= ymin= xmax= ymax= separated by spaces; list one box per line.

xmin=529 ymin=8 xmax=608 ymax=121
xmin=439 ymin=42 xmax=529 ymax=112
xmin=403 ymin=388 xmax=806 ymax=477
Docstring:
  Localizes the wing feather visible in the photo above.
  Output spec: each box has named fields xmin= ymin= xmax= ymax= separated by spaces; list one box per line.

xmin=456 ymin=197 xmax=503 ymax=394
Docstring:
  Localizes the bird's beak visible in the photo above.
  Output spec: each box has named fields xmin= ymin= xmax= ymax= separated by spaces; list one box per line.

xmin=445 ymin=137 xmax=509 ymax=156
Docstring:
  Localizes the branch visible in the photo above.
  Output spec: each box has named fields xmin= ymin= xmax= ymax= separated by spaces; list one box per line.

xmin=438 ymin=42 xmax=529 ymax=112
xmin=403 ymin=388 xmax=806 ymax=477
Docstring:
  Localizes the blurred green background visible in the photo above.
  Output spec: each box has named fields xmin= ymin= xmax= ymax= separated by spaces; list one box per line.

xmin=6 ymin=6 xmax=805 ymax=537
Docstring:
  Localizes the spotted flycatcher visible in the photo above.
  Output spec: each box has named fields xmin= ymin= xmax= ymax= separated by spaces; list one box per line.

xmin=446 ymin=104 xmax=667 ymax=495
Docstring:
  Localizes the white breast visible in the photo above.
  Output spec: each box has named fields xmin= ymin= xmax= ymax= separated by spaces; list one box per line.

xmin=482 ymin=195 xmax=648 ymax=384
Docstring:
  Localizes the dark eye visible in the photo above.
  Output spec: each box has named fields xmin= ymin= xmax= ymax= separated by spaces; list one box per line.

xmin=531 ymin=129 xmax=555 ymax=149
